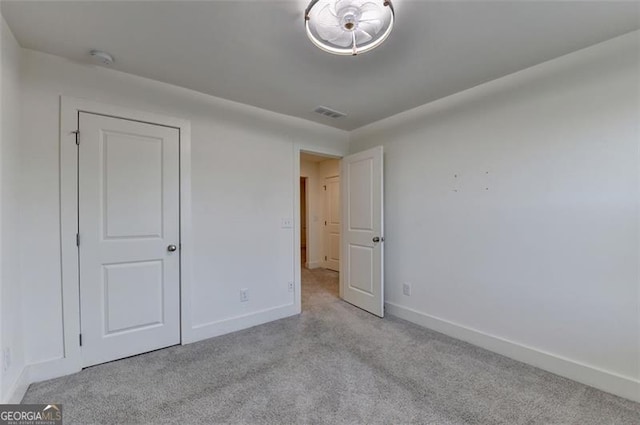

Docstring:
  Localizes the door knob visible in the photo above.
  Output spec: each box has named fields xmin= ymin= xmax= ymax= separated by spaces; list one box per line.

xmin=373 ymin=237 xmax=383 ymax=243
xmin=167 ymin=244 xmax=177 ymax=252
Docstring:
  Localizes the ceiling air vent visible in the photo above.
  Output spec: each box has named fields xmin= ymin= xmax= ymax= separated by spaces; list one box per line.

xmin=313 ymin=106 xmax=346 ymax=119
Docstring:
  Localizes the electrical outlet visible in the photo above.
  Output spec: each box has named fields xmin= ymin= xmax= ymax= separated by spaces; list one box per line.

xmin=240 ymin=288 xmax=249 ymax=302
xmin=288 ymin=282 xmax=294 ymax=293
xmin=3 ymin=347 xmax=11 ymax=372
xmin=402 ymin=283 xmax=412 ymax=297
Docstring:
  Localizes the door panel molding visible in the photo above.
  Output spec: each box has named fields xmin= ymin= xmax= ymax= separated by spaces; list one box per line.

xmin=60 ymin=97 xmax=193 ymax=374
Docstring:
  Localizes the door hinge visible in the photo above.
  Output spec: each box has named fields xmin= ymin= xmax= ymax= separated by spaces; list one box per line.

xmin=79 ymin=333 xmax=83 ymax=347
xmin=76 ymin=233 xmax=80 ymax=247
xmin=323 ymin=185 xmax=327 ymax=191
xmin=72 ymin=130 xmax=79 ymax=145
xmin=325 ymin=256 xmax=327 ymax=261
xmin=324 ymin=221 xmax=327 ymax=226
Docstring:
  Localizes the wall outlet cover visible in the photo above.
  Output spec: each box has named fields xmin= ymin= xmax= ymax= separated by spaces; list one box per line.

xmin=402 ymin=283 xmax=412 ymax=296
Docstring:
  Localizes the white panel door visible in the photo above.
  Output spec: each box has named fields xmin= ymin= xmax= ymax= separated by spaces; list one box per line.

xmin=324 ymin=176 xmax=340 ymax=271
xmin=341 ymin=146 xmax=384 ymax=317
xmin=78 ymin=112 xmax=180 ymax=367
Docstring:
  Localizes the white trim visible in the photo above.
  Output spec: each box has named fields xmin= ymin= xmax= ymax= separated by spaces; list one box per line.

xmin=4 ymin=354 xmax=106 ymax=403
xmin=306 ymin=261 xmax=321 ymax=269
xmin=27 ymin=356 xmax=79 ymax=385
xmin=293 ymin=145 xmax=302 ymax=314
xmin=59 ymin=96 xmax=193 ymax=374
xmin=293 ymin=145 xmax=344 ymax=312
xmin=385 ymin=301 xmax=640 ymax=403
xmin=2 ymin=366 xmax=30 ymax=404
xmin=187 ymin=303 xmax=297 ymax=343
xmin=302 ymin=176 xmax=310 ymax=267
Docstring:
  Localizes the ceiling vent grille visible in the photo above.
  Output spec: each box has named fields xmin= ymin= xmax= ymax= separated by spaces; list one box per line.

xmin=313 ymin=106 xmax=346 ymax=119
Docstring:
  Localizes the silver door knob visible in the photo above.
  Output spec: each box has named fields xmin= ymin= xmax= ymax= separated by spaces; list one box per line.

xmin=167 ymin=245 xmax=177 ymax=252
xmin=373 ymin=237 xmax=383 ymax=243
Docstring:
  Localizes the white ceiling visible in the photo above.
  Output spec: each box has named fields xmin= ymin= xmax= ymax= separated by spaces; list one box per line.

xmin=2 ymin=1 xmax=639 ymax=130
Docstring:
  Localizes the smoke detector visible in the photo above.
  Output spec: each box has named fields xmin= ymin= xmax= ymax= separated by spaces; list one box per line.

xmin=89 ymin=50 xmax=114 ymax=66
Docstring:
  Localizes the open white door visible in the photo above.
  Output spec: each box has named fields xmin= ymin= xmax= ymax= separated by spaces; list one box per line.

xmin=340 ymin=146 xmax=384 ymax=317
xmin=78 ymin=112 xmax=181 ymax=367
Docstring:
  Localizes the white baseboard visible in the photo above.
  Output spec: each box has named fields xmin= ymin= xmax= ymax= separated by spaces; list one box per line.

xmin=185 ymin=303 xmax=298 ymax=344
xmin=3 ymin=356 xmax=84 ymax=403
xmin=3 ymin=366 xmax=30 ymax=404
xmin=28 ymin=356 xmax=81 ymax=385
xmin=306 ymin=261 xmax=321 ymax=269
xmin=8 ymin=304 xmax=299 ymax=398
xmin=385 ymin=301 xmax=640 ymax=403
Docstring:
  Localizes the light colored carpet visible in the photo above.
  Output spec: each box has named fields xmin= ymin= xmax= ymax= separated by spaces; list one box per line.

xmin=23 ymin=267 xmax=640 ymax=424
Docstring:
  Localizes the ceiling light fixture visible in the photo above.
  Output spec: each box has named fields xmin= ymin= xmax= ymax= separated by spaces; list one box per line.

xmin=305 ymin=0 xmax=394 ymax=56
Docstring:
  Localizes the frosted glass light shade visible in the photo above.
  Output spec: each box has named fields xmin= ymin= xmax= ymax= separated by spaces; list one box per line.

xmin=305 ymin=0 xmax=394 ymax=56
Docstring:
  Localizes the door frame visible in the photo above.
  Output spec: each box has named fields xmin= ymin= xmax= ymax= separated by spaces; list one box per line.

xmin=293 ymin=145 xmax=343 ymax=313
xmin=58 ymin=96 xmax=193 ymax=376
xmin=300 ymin=176 xmax=308 ymax=268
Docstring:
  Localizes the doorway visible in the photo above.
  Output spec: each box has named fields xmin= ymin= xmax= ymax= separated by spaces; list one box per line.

xmin=299 ymin=152 xmax=342 ymax=310
xmin=60 ymin=97 xmax=193 ymax=378
xmin=295 ymin=146 xmax=385 ymax=317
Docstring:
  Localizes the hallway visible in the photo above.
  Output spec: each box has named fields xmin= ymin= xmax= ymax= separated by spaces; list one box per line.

xmin=301 ymin=266 xmax=339 ymax=310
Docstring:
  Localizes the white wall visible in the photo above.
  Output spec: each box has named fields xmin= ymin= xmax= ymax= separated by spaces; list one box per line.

xmin=0 ymin=16 xmax=26 ymax=402
xmin=350 ymin=31 xmax=640 ymax=401
xmin=18 ymin=48 xmax=348 ymax=377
